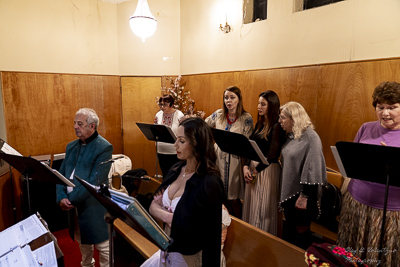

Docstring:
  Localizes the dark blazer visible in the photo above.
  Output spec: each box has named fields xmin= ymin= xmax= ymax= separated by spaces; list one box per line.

xmin=157 ymin=161 xmax=224 ymax=267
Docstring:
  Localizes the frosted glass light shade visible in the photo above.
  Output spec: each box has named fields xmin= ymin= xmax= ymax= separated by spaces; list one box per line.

xmin=129 ymin=0 xmax=157 ymax=42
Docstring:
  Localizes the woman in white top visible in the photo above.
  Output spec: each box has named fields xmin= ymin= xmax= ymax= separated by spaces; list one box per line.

xmin=154 ymin=94 xmax=185 ymax=177
xmin=141 ymin=117 xmax=224 ymax=267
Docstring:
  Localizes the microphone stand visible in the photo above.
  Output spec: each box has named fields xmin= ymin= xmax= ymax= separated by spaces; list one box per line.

xmin=94 ymin=156 xmax=123 ymax=267
xmin=9 ymin=164 xmax=17 ymax=223
xmin=95 ymin=156 xmax=124 ymax=187
xmin=121 ymin=174 xmax=151 ymax=182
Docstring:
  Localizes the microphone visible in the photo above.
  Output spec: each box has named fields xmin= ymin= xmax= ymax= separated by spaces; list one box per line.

xmin=98 ymin=156 xmax=124 ymax=166
xmin=95 ymin=156 xmax=125 ymax=187
xmin=121 ymin=174 xmax=151 ymax=182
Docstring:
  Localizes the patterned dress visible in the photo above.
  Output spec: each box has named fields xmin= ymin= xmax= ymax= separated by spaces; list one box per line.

xmin=205 ymin=109 xmax=253 ymax=200
xmin=154 ymin=110 xmax=185 ymax=176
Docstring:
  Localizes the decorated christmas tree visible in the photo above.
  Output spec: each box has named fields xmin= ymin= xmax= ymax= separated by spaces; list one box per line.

xmin=157 ymin=76 xmax=205 ymax=118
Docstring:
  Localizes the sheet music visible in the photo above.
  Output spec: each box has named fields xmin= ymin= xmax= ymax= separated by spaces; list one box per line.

xmin=21 ymin=245 xmax=39 ymax=267
xmin=0 ymin=138 xmax=23 ymax=156
xmin=109 ymin=188 xmax=134 ymax=203
xmin=0 ymin=214 xmax=47 ymax=257
xmin=32 ymin=241 xmax=58 ymax=267
xmin=13 ymin=214 xmax=48 ymax=245
xmin=0 ymin=228 xmax=20 ymax=257
xmin=0 ymin=246 xmax=34 ymax=267
xmin=0 ymin=214 xmax=49 ymax=265
xmin=108 ymin=189 xmax=167 ymax=238
xmin=109 ymin=189 xmax=132 ymax=209
xmin=330 ymin=146 xmax=348 ymax=178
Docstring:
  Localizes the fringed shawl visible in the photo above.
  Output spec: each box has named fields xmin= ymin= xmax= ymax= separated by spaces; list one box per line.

xmin=280 ymin=127 xmax=327 ymax=205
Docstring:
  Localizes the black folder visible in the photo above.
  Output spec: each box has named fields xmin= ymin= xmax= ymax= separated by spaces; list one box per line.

xmin=332 ymin=141 xmax=400 ymax=187
xmin=0 ymin=153 xmax=74 ymax=187
xmin=136 ymin=122 xmax=176 ymax=144
xmin=211 ymin=128 xmax=268 ymax=164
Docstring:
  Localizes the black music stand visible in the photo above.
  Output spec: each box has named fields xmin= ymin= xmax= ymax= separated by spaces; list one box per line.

xmin=332 ymin=141 xmax=400 ymax=262
xmin=0 ymin=153 xmax=74 ymax=215
xmin=211 ymin=128 xmax=268 ymax=194
xmin=211 ymin=128 xmax=268 ymax=164
xmin=75 ymin=175 xmax=171 ymax=267
xmin=136 ymin=122 xmax=177 ymax=179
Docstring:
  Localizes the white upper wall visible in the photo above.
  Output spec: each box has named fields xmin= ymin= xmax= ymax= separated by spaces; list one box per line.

xmin=117 ymin=0 xmax=180 ymax=76
xmin=0 ymin=0 xmax=120 ymax=75
xmin=0 ymin=0 xmax=180 ymax=76
xmin=0 ymin=0 xmax=398 ymax=76
xmin=180 ymin=0 xmax=400 ymax=74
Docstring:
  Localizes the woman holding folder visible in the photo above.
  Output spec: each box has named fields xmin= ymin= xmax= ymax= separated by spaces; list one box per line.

xmin=242 ymin=90 xmax=286 ymax=236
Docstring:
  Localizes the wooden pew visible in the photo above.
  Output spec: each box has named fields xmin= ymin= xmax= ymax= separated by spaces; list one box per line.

xmin=136 ymin=176 xmax=162 ymax=196
xmin=224 ymin=216 xmax=306 ymax=266
xmin=113 ymin=218 xmax=158 ymax=259
xmin=114 ymin=215 xmax=307 ymax=266
xmin=113 ymin=174 xmax=307 ymax=266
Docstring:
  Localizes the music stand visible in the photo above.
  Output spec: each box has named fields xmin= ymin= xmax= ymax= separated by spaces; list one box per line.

xmin=332 ymin=141 xmax=400 ymax=262
xmin=0 ymin=153 xmax=74 ymax=215
xmin=136 ymin=122 xmax=177 ymax=179
xmin=211 ymin=128 xmax=268 ymax=164
xmin=211 ymin=128 xmax=268 ymax=194
xmin=75 ymin=175 xmax=171 ymax=267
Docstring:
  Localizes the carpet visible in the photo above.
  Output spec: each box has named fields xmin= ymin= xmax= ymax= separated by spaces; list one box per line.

xmin=53 ymin=228 xmax=100 ymax=267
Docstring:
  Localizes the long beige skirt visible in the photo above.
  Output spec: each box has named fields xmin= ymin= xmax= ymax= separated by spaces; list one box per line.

xmin=242 ymin=162 xmax=282 ymax=236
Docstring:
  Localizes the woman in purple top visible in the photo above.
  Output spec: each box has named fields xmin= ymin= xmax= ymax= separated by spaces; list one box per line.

xmin=337 ymin=81 xmax=400 ymax=267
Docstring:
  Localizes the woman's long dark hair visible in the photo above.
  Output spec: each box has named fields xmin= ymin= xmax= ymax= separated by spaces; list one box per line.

xmin=254 ymin=90 xmax=280 ymax=140
xmin=180 ymin=117 xmax=219 ymax=176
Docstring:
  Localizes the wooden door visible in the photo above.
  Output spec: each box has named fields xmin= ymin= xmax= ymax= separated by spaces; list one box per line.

xmin=121 ymin=77 xmax=161 ymax=176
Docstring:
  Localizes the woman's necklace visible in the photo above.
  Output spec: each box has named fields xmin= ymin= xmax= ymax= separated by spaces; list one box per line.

xmin=182 ymin=167 xmax=195 ymax=179
xmin=226 ymin=113 xmax=237 ymax=130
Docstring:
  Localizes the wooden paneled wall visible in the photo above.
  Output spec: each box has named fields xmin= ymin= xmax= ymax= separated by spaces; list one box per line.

xmin=1 ymin=58 xmax=400 ymax=229
xmin=1 ymin=72 xmax=123 ymax=156
xmin=121 ymin=77 xmax=162 ymax=174
xmin=184 ymin=58 xmax=400 ymax=169
xmin=0 ymin=71 xmax=123 ymax=230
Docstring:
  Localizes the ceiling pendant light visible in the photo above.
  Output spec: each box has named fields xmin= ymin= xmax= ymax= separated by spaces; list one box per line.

xmin=129 ymin=0 xmax=157 ymax=42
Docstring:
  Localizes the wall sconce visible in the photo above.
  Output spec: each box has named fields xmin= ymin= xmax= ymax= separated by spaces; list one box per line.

xmin=219 ymin=22 xmax=231 ymax=33
xmin=129 ymin=0 xmax=157 ymax=42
